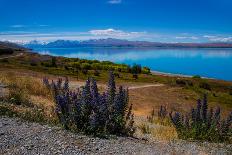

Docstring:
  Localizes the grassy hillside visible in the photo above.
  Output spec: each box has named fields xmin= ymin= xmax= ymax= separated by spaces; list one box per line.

xmin=0 ymin=45 xmax=231 ymax=142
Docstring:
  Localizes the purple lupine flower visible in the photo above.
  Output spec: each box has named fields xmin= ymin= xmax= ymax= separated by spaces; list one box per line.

xmin=214 ymin=107 xmax=221 ymax=123
xmin=90 ymin=78 xmax=99 ymax=110
xmin=202 ymin=94 xmax=208 ymax=122
xmin=56 ymin=78 xmax=62 ymax=90
xmin=63 ymin=77 xmax=69 ymax=91
xmin=107 ymin=71 xmax=116 ymax=105
xmin=191 ymin=108 xmax=196 ymax=124
xmin=207 ymin=108 xmax=213 ymax=128
xmin=158 ymin=105 xmax=167 ymax=119
xmin=43 ymin=77 xmax=50 ymax=88
xmin=196 ymin=99 xmax=202 ymax=122
xmin=170 ymin=112 xmax=182 ymax=128
xmin=184 ymin=116 xmax=190 ymax=129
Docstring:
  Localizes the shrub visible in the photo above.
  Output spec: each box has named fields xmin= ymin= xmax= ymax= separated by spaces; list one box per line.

xmin=43 ymin=72 xmax=135 ymax=136
xmin=131 ymin=64 xmax=142 ymax=74
xmin=82 ymin=69 xmax=88 ymax=75
xmin=176 ymin=79 xmax=193 ymax=87
xmin=113 ymin=72 xmax=120 ymax=78
xmin=81 ymin=63 xmax=91 ymax=70
xmin=133 ymin=74 xmax=138 ymax=79
xmin=93 ymin=70 xmax=100 ymax=76
xmin=169 ymin=95 xmax=232 ymax=142
xmin=91 ymin=63 xmax=102 ymax=70
xmin=199 ymin=82 xmax=211 ymax=91
xmin=30 ymin=62 xmax=37 ymax=66
xmin=70 ymin=62 xmax=81 ymax=70
xmin=142 ymin=67 xmax=151 ymax=74
xmin=51 ymin=57 xmax=57 ymax=67
xmin=0 ymin=48 xmax=14 ymax=55
xmin=192 ymin=75 xmax=201 ymax=79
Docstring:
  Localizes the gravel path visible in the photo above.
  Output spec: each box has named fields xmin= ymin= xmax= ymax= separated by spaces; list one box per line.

xmin=0 ymin=117 xmax=231 ymax=155
xmin=128 ymin=84 xmax=164 ymax=90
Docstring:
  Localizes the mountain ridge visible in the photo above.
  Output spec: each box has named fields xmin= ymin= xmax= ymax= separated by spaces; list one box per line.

xmin=19 ymin=38 xmax=232 ymax=48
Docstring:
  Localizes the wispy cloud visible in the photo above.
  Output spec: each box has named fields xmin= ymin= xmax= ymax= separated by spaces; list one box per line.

xmin=203 ymin=35 xmax=232 ymax=42
xmin=10 ymin=24 xmax=49 ymax=29
xmin=1 ymin=29 xmax=232 ymax=44
xmin=38 ymin=25 xmax=49 ymax=27
xmin=89 ymin=28 xmax=146 ymax=38
xmin=10 ymin=25 xmax=26 ymax=28
xmin=175 ymin=36 xmax=199 ymax=40
xmin=107 ymin=0 xmax=122 ymax=4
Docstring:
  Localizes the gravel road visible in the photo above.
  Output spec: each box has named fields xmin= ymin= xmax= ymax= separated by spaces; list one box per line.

xmin=0 ymin=117 xmax=231 ymax=155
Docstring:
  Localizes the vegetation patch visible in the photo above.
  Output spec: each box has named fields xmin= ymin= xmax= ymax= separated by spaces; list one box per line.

xmin=43 ymin=71 xmax=135 ymax=136
xmin=170 ymin=95 xmax=232 ymax=143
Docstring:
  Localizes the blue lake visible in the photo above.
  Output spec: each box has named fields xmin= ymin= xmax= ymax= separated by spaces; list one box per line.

xmin=33 ymin=48 xmax=232 ymax=81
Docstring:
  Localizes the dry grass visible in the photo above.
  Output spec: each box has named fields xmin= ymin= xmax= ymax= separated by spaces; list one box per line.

xmin=0 ymin=71 xmax=57 ymax=123
xmin=137 ymin=121 xmax=178 ymax=141
xmin=130 ymin=85 xmax=199 ymax=116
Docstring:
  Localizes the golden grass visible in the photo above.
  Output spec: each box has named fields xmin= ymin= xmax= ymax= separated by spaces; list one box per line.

xmin=0 ymin=71 xmax=56 ymax=123
xmin=135 ymin=115 xmax=177 ymax=141
xmin=137 ymin=121 xmax=178 ymax=141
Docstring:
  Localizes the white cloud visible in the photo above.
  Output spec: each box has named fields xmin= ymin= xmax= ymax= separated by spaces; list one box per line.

xmin=175 ymin=36 xmax=199 ymax=40
xmin=0 ymin=29 xmax=148 ymax=43
xmin=89 ymin=28 xmax=146 ymax=38
xmin=10 ymin=25 xmax=26 ymax=28
xmin=203 ymin=35 xmax=232 ymax=42
xmin=107 ymin=0 xmax=122 ymax=4
xmin=39 ymin=25 xmax=49 ymax=27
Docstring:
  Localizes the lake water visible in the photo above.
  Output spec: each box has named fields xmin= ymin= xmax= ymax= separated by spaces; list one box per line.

xmin=33 ymin=48 xmax=232 ymax=81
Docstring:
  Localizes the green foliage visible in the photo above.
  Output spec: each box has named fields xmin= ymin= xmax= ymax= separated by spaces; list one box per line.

xmin=131 ymin=64 xmax=142 ymax=74
xmin=176 ymin=79 xmax=193 ymax=87
xmin=192 ymin=75 xmax=201 ymax=79
xmin=81 ymin=63 xmax=91 ymax=70
xmin=170 ymin=95 xmax=232 ymax=143
xmin=70 ymin=62 xmax=81 ymax=69
xmin=199 ymin=82 xmax=211 ymax=91
xmin=51 ymin=57 xmax=57 ymax=67
xmin=142 ymin=67 xmax=151 ymax=74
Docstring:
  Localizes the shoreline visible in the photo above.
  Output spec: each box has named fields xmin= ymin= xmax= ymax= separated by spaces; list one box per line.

xmin=151 ymin=70 xmax=215 ymax=80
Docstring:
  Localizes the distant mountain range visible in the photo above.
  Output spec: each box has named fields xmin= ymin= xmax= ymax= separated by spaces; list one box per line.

xmin=16 ymin=38 xmax=232 ymax=49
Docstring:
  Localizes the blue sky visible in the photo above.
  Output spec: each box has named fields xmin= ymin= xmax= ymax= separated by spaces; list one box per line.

xmin=0 ymin=0 xmax=232 ymax=43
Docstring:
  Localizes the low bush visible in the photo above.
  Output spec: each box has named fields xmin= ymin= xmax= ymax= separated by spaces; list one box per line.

xmin=176 ymin=79 xmax=193 ymax=87
xmin=133 ymin=74 xmax=138 ymax=79
xmin=170 ymin=95 xmax=232 ymax=143
xmin=199 ymin=82 xmax=211 ymax=91
xmin=142 ymin=67 xmax=151 ymax=74
xmin=93 ymin=70 xmax=100 ymax=76
xmin=43 ymin=72 xmax=135 ymax=136
xmin=192 ymin=75 xmax=201 ymax=79
xmin=0 ymin=48 xmax=14 ymax=55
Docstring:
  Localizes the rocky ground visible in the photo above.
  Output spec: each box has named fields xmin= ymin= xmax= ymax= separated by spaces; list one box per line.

xmin=0 ymin=117 xmax=231 ymax=155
